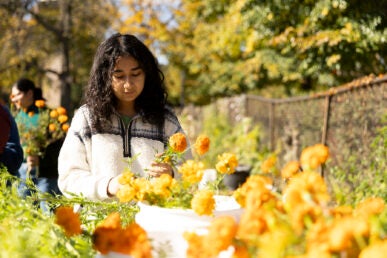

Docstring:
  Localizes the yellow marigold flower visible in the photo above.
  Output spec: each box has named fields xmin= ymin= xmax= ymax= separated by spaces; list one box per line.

xmin=61 ymin=123 xmax=70 ymax=132
xmin=118 ymin=171 xmax=135 ymax=185
xmin=233 ymin=175 xmax=273 ymax=208
xmin=216 ymin=152 xmax=238 ymax=174
xmin=48 ymin=123 xmax=56 ymax=132
xmin=116 ymin=185 xmax=137 ymax=203
xmin=169 ymin=132 xmax=187 ymax=153
xmin=50 ymin=109 xmax=59 ymax=118
xmin=328 ymin=217 xmax=369 ymax=252
xmin=132 ymin=177 xmax=151 ymax=201
xmin=191 ymin=190 xmax=215 ymax=216
xmin=281 ymin=161 xmax=300 ymax=179
xmin=55 ymin=206 xmax=82 ymax=237
xmin=178 ymin=160 xmax=205 ymax=183
xmin=152 ymin=174 xmax=174 ymax=198
xmin=330 ymin=205 xmax=353 ymax=218
xmin=35 ymin=99 xmax=45 ymax=108
xmin=184 ymin=231 xmax=207 ymax=258
xmin=204 ymin=216 xmax=237 ymax=256
xmin=359 ymin=240 xmax=387 ymax=258
xmin=194 ymin=134 xmax=210 ymax=155
xmin=283 ymin=171 xmax=330 ymax=210
xmin=28 ymin=111 xmax=34 ymax=117
xmin=354 ymin=197 xmax=385 ymax=219
xmin=261 ymin=155 xmax=276 ymax=173
xmin=58 ymin=114 xmax=68 ymax=124
xmin=237 ymin=208 xmax=270 ymax=243
xmin=56 ymin=106 xmax=67 ymax=115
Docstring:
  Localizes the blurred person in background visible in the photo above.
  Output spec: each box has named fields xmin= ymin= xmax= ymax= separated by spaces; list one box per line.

xmin=10 ymin=78 xmax=63 ymax=211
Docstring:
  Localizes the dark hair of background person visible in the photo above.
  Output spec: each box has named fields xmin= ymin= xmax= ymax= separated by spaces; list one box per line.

xmin=84 ymin=33 xmax=168 ymax=132
xmin=13 ymin=78 xmax=45 ymax=101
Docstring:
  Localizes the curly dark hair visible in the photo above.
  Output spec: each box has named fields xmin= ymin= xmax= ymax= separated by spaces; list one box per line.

xmin=84 ymin=33 xmax=168 ymax=131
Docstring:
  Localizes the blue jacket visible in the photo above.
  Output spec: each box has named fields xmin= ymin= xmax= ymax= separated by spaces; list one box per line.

xmin=0 ymin=105 xmax=24 ymax=175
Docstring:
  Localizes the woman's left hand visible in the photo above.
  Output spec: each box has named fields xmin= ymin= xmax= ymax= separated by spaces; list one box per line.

xmin=147 ymin=162 xmax=173 ymax=177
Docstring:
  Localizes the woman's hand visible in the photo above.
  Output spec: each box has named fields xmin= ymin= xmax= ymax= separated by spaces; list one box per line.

xmin=27 ymin=155 xmax=40 ymax=168
xmin=147 ymin=161 xmax=173 ymax=178
xmin=107 ymin=176 xmax=121 ymax=197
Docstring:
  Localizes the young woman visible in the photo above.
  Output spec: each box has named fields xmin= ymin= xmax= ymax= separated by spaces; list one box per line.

xmin=58 ymin=33 xmax=191 ymax=201
xmin=10 ymin=78 xmax=63 ymax=210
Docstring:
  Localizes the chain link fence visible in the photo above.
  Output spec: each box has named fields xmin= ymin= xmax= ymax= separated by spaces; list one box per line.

xmin=179 ymin=75 xmax=387 ymax=175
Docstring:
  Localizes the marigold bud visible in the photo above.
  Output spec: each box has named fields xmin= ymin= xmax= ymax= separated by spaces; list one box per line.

xmin=35 ymin=100 xmax=45 ymax=108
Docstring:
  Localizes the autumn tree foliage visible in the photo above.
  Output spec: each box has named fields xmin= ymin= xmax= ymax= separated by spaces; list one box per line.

xmin=0 ymin=0 xmax=119 ymax=110
xmin=120 ymin=0 xmax=386 ymax=105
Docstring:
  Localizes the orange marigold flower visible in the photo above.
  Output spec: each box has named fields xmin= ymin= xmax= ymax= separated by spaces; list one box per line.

xmin=354 ymin=197 xmax=385 ymax=219
xmin=191 ymin=190 xmax=215 ymax=216
xmin=56 ymin=106 xmax=67 ymax=115
xmin=281 ymin=161 xmax=300 ymax=179
xmin=300 ymin=144 xmax=329 ymax=170
xmin=261 ymin=155 xmax=276 ymax=173
xmin=35 ymin=99 xmax=45 ymax=108
xmin=204 ymin=216 xmax=237 ymax=255
xmin=28 ymin=111 xmax=35 ymax=117
xmin=184 ymin=231 xmax=207 ymax=258
xmin=50 ymin=109 xmax=59 ymax=118
xmin=48 ymin=123 xmax=56 ymax=132
xmin=61 ymin=123 xmax=70 ymax=132
xmin=232 ymin=244 xmax=250 ymax=258
xmin=122 ymin=223 xmax=152 ymax=258
xmin=168 ymin=132 xmax=187 ymax=153
xmin=93 ymin=214 xmax=151 ymax=257
xmin=194 ymin=134 xmax=210 ymax=155
xmin=58 ymin=114 xmax=68 ymax=124
xmin=93 ymin=227 xmax=121 ymax=254
xmin=55 ymin=206 xmax=82 ymax=237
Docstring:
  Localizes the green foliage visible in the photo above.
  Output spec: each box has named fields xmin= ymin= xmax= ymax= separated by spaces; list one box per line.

xmin=329 ymin=115 xmax=387 ymax=206
xmin=200 ymin=106 xmax=268 ymax=174
xmin=0 ymin=168 xmax=138 ymax=257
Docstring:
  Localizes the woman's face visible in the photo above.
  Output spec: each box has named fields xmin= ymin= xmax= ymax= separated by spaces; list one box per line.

xmin=111 ymin=55 xmax=145 ymax=109
xmin=10 ymin=87 xmax=34 ymax=110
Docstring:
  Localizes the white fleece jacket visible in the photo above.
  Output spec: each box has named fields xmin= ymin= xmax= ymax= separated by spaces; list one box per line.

xmin=58 ymin=105 xmax=190 ymax=201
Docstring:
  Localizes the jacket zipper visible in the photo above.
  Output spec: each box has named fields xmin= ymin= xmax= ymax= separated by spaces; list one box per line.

xmin=119 ymin=116 xmax=132 ymax=157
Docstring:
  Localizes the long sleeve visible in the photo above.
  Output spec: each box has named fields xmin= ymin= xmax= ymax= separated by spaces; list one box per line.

xmin=58 ymin=107 xmax=113 ymax=200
